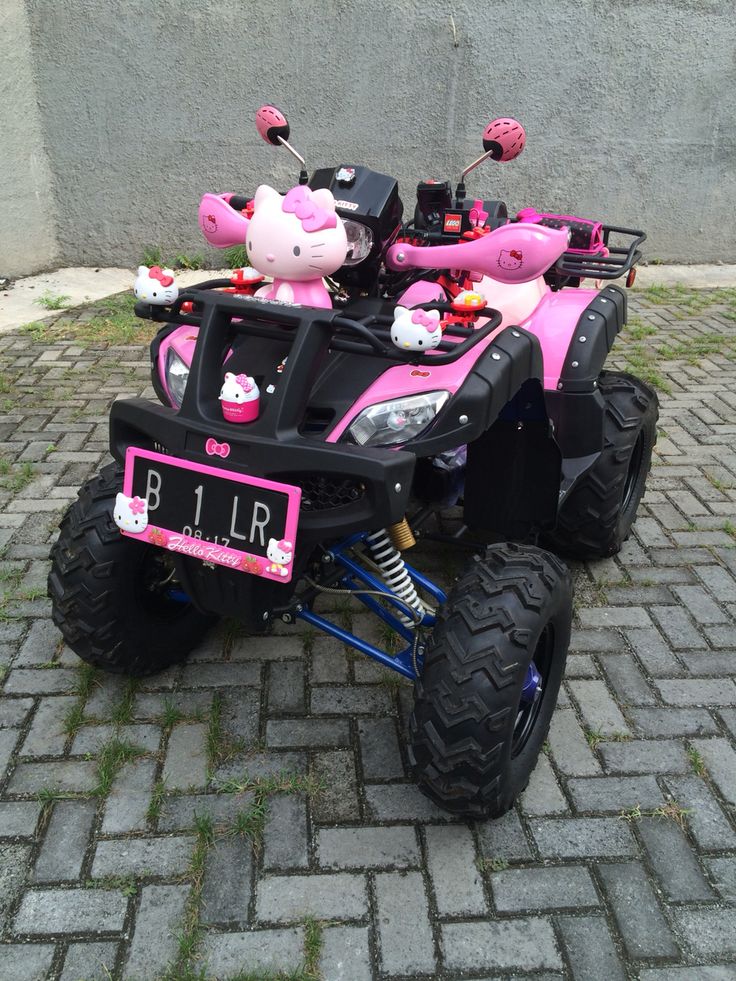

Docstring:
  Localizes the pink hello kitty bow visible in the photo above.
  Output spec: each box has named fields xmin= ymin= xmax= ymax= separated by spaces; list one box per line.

xmin=277 ymin=539 xmax=293 ymax=552
xmin=235 ymin=373 xmax=255 ymax=393
xmin=282 ymin=186 xmax=337 ymax=232
xmin=148 ymin=266 xmax=174 ymax=287
xmin=205 ymin=438 xmax=231 ymax=458
xmin=128 ymin=496 xmax=146 ymax=515
xmin=411 ymin=309 xmax=438 ymax=332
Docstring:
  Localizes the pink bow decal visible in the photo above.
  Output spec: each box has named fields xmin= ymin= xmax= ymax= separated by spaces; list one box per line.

xmin=411 ymin=309 xmax=439 ymax=332
xmin=148 ymin=266 xmax=174 ymax=287
xmin=128 ymin=496 xmax=146 ymax=515
xmin=277 ymin=539 xmax=293 ymax=552
xmin=282 ymin=186 xmax=337 ymax=232
xmin=235 ymin=373 xmax=255 ymax=393
xmin=205 ymin=438 xmax=231 ymax=458
xmin=509 ymin=250 xmax=523 ymax=261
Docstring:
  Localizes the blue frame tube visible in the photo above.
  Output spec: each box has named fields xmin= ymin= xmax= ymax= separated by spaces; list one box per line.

xmin=294 ymin=533 xmax=448 ymax=680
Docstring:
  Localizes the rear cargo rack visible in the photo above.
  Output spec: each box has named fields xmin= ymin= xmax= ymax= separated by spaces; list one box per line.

xmin=553 ymin=223 xmax=646 ymax=281
xmin=135 ymin=286 xmax=502 ymax=367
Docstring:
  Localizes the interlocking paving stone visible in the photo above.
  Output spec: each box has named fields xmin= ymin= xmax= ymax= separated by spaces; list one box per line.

xmin=441 ymin=917 xmax=562 ymax=972
xmin=597 ymin=862 xmax=679 ymax=958
xmin=2 ymin=298 xmax=736 ymax=978
xmin=491 ymin=865 xmax=599 ymax=911
xmin=14 ymin=888 xmax=128 ymax=934
xmin=256 ymin=873 xmax=368 ymax=923
xmin=91 ymin=835 xmax=194 ymax=878
xmin=374 ymin=870 xmax=436 ymax=975
xmin=201 ymin=926 xmax=305 ymax=977
xmin=318 ymin=825 xmax=419 ymax=870
xmin=557 ymin=914 xmax=626 ymax=981
xmin=0 ymin=944 xmax=56 ymax=981
xmin=33 ymin=799 xmax=96 ymax=882
xmin=262 ymin=792 xmax=309 ymax=869
xmin=60 ymin=941 xmax=118 ymax=981
xmin=320 ymin=924 xmax=372 ymax=981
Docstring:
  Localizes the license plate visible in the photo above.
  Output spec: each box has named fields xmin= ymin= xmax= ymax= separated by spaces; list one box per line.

xmin=121 ymin=447 xmax=301 ymax=582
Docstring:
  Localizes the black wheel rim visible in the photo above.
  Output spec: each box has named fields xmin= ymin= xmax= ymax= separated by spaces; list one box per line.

xmin=137 ymin=547 xmax=192 ymax=620
xmin=512 ymin=625 xmax=554 ymax=757
xmin=622 ymin=431 xmax=645 ymax=514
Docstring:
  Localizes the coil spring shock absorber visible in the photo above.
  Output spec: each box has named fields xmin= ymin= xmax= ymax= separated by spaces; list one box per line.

xmin=365 ymin=528 xmax=425 ymax=625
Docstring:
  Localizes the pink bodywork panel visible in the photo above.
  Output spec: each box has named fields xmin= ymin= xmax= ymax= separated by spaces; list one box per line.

xmin=121 ymin=447 xmax=301 ymax=584
xmin=325 ymin=282 xmax=600 ymax=442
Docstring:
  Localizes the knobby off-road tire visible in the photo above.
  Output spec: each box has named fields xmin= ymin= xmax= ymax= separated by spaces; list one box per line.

xmin=409 ymin=542 xmax=572 ymax=820
xmin=48 ymin=463 xmax=215 ymax=676
xmin=546 ymin=370 xmax=658 ymax=559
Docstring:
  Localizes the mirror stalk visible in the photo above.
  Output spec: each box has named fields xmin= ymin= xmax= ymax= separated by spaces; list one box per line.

xmin=277 ymin=137 xmax=309 ymax=184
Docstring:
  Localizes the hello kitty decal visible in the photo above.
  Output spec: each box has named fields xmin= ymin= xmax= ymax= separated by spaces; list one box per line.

xmin=497 ymin=249 xmax=523 ymax=271
xmin=391 ymin=306 xmax=443 ymax=352
xmin=113 ymin=493 xmax=149 ymax=534
xmin=266 ymin=537 xmax=293 ymax=578
xmin=134 ymin=266 xmax=179 ymax=304
xmin=246 ymin=184 xmax=348 ymax=308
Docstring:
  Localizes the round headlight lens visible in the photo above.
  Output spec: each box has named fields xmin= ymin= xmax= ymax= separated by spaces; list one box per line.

xmin=164 ymin=348 xmax=190 ymax=409
xmin=342 ymin=220 xmax=374 ymax=266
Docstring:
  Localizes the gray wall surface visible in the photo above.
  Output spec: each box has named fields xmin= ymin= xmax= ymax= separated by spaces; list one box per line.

xmin=6 ymin=0 xmax=736 ymax=274
xmin=0 ymin=0 xmax=59 ymax=278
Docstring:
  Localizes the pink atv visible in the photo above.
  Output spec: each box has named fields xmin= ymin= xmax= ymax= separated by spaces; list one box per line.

xmin=49 ymin=107 xmax=657 ymax=819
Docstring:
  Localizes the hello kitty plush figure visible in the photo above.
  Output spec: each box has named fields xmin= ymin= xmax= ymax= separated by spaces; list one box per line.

xmin=113 ymin=493 xmax=149 ymax=534
xmin=266 ymin=537 xmax=293 ymax=578
xmin=390 ymin=306 xmax=443 ymax=352
xmin=219 ymin=371 xmax=260 ymax=423
xmin=134 ymin=266 xmax=179 ymax=305
xmin=246 ymin=184 xmax=348 ymax=308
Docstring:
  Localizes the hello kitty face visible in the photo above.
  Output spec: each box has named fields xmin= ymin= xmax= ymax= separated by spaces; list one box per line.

xmin=391 ymin=306 xmax=442 ymax=352
xmin=246 ymin=185 xmax=348 ymax=282
xmin=497 ymin=249 xmax=523 ymax=271
xmin=113 ymin=493 xmax=149 ymax=533
xmin=266 ymin=537 xmax=293 ymax=576
xmin=134 ymin=266 xmax=179 ymax=304
xmin=219 ymin=372 xmax=259 ymax=404
xmin=202 ymin=213 xmax=218 ymax=234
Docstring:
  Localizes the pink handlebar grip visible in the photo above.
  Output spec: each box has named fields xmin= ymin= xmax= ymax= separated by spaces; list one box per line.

xmin=386 ymin=223 xmax=569 ymax=284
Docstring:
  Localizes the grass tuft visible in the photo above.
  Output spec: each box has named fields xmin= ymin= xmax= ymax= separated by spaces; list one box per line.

xmin=95 ymin=738 xmax=147 ymax=797
xmin=35 ymin=291 xmax=70 ymax=311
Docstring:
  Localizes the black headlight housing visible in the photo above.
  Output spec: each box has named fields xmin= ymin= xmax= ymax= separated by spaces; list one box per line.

xmin=310 ymin=165 xmax=402 ymax=289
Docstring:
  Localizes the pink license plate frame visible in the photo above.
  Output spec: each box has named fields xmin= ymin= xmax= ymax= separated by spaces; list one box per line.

xmin=121 ymin=447 xmax=301 ymax=583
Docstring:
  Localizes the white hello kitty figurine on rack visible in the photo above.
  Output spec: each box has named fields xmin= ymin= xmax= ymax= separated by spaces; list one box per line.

xmin=246 ymin=184 xmax=348 ymax=308
xmin=219 ymin=371 xmax=260 ymax=423
xmin=133 ymin=266 xmax=179 ymax=305
xmin=266 ymin=537 xmax=293 ymax=577
xmin=390 ymin=306 xmax=443 ymax=352
xmin=113 ymin=493 xmax=149 ymax=534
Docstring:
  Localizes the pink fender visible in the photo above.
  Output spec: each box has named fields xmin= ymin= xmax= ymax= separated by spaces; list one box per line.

xmin=198 ymin=193 xmax=250 ymax=248
xmin=386 ymin=223 xmax=569 ymax=284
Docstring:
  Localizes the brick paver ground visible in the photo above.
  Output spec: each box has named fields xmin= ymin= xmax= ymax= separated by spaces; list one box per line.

xmin=0 ymin=287 xmax=735 ymax=980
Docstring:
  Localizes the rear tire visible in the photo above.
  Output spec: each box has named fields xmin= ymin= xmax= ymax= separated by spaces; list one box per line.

xmin=546 ymin=370 xmax=658 ymax=559
xmin=49 ymin=463 xmax=216 ymax=676
xmin=409 ymin=542 xmax=572 ymax=819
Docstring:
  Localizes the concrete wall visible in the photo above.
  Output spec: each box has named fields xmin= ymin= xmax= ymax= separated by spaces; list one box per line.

xmin=13 ymin=0 xmax=736 ymax=269
xmin=0 ymin=0 xmax=59 ymax=278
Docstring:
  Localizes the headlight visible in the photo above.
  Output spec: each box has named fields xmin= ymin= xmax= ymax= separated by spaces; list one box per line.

xmin=342 ymin=220 xmax=374 ymax=266
xmin=164 ymin=348 xmax=189 ymax=409
xmin=347 ymin=391 xmax=450 ymax=447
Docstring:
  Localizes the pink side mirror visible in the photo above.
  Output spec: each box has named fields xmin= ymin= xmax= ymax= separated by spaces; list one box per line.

xmin=255 ymin=105 xmax=290 ymax=146
xmin=482 ymin=118 xmax=526 ymax=162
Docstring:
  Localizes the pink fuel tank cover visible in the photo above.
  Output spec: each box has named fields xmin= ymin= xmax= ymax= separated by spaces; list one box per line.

xmin=386 ymin=223 xmax=569 ymax=284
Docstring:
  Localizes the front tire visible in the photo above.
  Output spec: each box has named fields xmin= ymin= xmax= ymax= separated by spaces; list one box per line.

xmin=547 ymin=370 xmax=658 ymax=559
xmin=49 ymin=463 xmax=216 ymax=676
xmin=409 ymin=543 xmax=572 ymax=820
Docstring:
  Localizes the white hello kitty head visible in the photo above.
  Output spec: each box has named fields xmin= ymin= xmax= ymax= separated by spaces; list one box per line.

xmin=113 ymin=493 xmax=149 ymax=533
xmin=391 ymin=306 xmax=442 ymax=352
xmin=246 ymin=184 xmax=348 ymax=282
xmin=497 ymin=249 xmax=523 ymax=271
xmin=219 ymin=372 xmax=259 ymax=404
xmin=134 ymin=266 xmax=179 ymax=304
xmin=267 ymin=537 xmax=293 ymax=566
